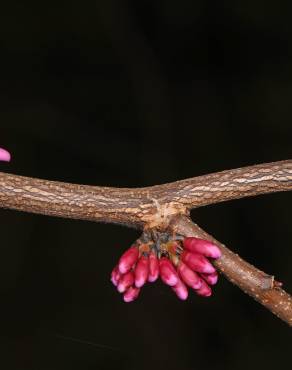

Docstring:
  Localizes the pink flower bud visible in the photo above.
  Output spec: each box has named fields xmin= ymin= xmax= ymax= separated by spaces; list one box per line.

xmin=123 ymin=286 xmax=140 ymax=303
xmin=111 ymin=265 xmax=121 ymax=286
xmin=159 ymin=257 xmax=179 ymax=287
xmin=134 ymin=256 xmax=149 ymax=288
xmin=182 ymin=251 xmax=216 ymax=274
xmin=183 ymin=237 xmax=221 ymax=259
xmin=177 ymin=262 xmax=202 ymax=289
xmin=195 ymin=279 xmax=212 ymax=297
xmin=0 ymin=148 xmax=11 ymax=162
xmin=172 ymin=278 xmax=188 ymax=300
xmin=117 ymin=271 xmax=134 ymax=293
xmin=201 ymin=271 xmax=219 ymax=286
xmin=118 ymin=247 xmax=139 ymax=274
xmin=148 ymin=252 xmax=159 ymax=282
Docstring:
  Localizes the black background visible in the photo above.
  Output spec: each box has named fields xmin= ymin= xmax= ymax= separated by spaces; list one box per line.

xmin=0 ymin=1 xmax=291 ymax=370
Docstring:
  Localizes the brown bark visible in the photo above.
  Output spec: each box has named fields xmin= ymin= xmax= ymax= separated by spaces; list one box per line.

xmin=0 ymin=160 xmax=291 ymax=228
xmin=0 ymin=159 xmax=291 ymax=325
xmin=169 ymin=215 xmax=292 ymax=327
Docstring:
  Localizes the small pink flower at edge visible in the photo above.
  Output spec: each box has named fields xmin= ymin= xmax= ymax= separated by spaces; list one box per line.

xmin=0 ymin=147 xmax=11 ymax=162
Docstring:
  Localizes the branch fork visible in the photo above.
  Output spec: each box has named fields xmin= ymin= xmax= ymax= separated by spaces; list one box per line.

xmin=0 ymin=159 xmax=291 ymax=325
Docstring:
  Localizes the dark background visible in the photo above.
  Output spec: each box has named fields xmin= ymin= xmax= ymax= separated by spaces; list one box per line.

xmin=0 ymin=1 xmax=291 ymax=369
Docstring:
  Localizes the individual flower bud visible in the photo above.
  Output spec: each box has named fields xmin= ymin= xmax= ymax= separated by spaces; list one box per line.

xmin=118 ymin=247 xmax=139 ymax=274
xmin=0 ymin=148 xmax=11 ymax=162
xmin=148 ymin=251 xmax=159 ymax=282
xmin=117 ymin=271 xmax=134 ymax=293
xmin=201 ymin=271 xmax=219 ymax=286
xmin=177 ymin=261 xmax=202 ymax=289
xmin=182 ymin=251 xmax=216 ymax=274
xmin=159 ymin=257 xmax=179 ymax=287
xmin=134 ymin=255 xmax=149 ymax=288
xmin=183 ymin=237 xmax=221 ymax=259
xmin=123 ymin=286 xmax=140 ymax=303
xmin=172 ymin=278 xmax=188 ymax=300
xmin=111 ymin=265 xmax=121 ymax=286
xmin=195 ymin=279 xmax=212 ymax=297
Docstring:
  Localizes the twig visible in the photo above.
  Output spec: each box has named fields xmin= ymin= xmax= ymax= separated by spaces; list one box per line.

xmin=169 ymin=215 xmax=292 ymax=327
xmin=0 ymin=159 xmax=291 ymax=325
xmin=0 ymin=160 xmax=291 ymax=228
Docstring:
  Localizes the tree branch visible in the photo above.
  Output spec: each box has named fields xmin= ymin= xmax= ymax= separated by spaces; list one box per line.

xmin=167 ymin=159 xmax=292 ymax=209
xmin=0 ymin=160 xmax=291 ymax=228
xmin=0 ymin=160 xmax=291 ymax=325
xmin=169 ymin=215 xmax=292 ymax=327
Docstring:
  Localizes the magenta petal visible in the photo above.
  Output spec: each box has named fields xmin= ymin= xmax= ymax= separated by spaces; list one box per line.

xmin=182 ymin=251 xmax=216 ymax=274
xmin=117 ymin=271 xmax=134 ymax=293
xmin=123 ymin=286 xmax=140 ymax=302
xmin=172 ymin=278 xmax=188 ymax=300
xmin=183 ymin=237 xmax=221 ymax=259
xmin=178 ymin=262 xmax=202 ymax=289
xmin=0 ymin=148 xmax=11 ymax=162
xmin=195 ymin=279 xmax=212 ymax=297
xmin=118 ymin=247 xmax=139 ymax=274
xmin=159 ymin=257 xmax=179 ymax=287
xmin=201 ymin=271 xmax=219 ymax=286
xmin=134 ymin=256 xmax=149 ymax=288
xmin=111 ymin=265 xmax=121 ymax=286
xmin=148 ymin=252 xmax=159 ymax=282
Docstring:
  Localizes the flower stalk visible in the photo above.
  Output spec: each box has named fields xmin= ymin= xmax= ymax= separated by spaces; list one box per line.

xmin=0 ymin=159 xmax=291 ymax=325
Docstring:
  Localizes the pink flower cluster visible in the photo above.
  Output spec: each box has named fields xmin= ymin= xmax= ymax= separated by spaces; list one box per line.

xmin=111 ymin=236 xmax=221 ymax=302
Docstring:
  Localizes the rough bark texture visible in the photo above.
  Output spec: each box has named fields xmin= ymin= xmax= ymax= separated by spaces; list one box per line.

xmin=0 ymin=160 xmax=291 ymax=325
xmin=170 ymin=215 xmax=292 ymax=327
xmin=0 ymin=160 xmax=291 ymax=228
